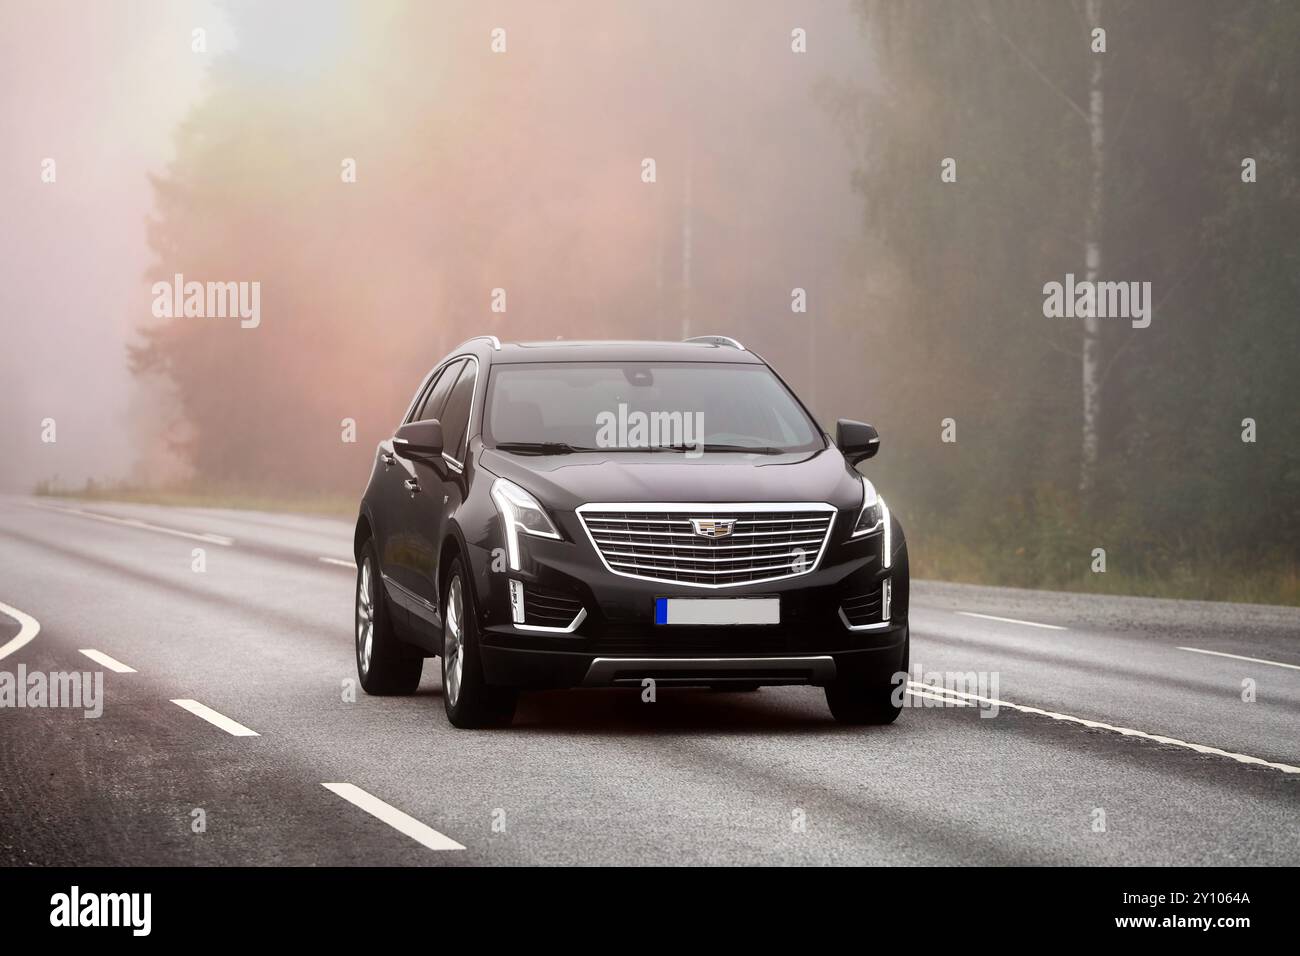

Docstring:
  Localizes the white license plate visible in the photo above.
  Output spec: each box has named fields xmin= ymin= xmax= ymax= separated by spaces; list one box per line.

xmin=654 ymin=597 xmax=780 ymax=626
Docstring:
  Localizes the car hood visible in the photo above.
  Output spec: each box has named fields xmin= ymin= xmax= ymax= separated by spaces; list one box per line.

xmin=477 ymin=444 xmax=865 ymax=513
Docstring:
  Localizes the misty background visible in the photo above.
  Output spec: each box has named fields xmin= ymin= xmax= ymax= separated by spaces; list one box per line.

xmin=2 ymin=0 xmax=1296 ymax=603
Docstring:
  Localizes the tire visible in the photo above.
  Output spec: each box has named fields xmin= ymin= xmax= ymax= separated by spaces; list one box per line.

xmin=441 ymin=557 xmax=517 ymax=728
xmin=824 ymin=629 xmax=908 ymax=725
xmin=355 ymin=541 xmax=422 ymax=695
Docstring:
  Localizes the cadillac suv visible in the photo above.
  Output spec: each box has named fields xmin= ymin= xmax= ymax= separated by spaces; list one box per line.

xmin=353 ymin=335 xmax=909 ymax=727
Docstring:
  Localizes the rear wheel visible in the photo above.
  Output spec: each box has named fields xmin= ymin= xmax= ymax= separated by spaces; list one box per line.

xmin=441 ymin=558 xmax=517 ymax=728
xmin=355 ymin=542 xmax=422 ymax=695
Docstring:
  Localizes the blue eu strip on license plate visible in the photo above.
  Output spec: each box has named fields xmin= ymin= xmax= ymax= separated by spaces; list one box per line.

xmin=654 ymin=597 xmax=780 ymax=626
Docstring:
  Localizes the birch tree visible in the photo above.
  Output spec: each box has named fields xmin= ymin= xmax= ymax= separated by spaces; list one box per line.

xmin=1080 ymin=0 xmax=1105 ymax=494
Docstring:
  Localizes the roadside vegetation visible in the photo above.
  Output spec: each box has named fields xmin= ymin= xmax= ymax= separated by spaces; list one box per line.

xmin=34 ymin=479 xmax=356 ymax=520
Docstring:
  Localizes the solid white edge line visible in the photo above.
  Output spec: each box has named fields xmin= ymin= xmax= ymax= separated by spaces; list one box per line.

xmin=78 ymin=648 xmax=136 ymax=673
xmin=0 ymin=600 xmax=40 ymax=662
xmin=170 ymin=699 xmax=260 ymax=737
xmin=905 ymin=680 xmax=1300 ymax=775
xmin=1177 ymin=646 xmax=1300 ymax=672
xmin=319 ymin=557 xmax=357 ymax=568
xmin=956 ymin=610 xmax=1067 ymax=630
xmin=30 ymin=503 xmax=235 ymax=546
xmin=322 ymin=783 xmax=465 ymax=851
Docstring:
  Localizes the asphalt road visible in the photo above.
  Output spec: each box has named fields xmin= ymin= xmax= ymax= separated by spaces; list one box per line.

xmin=1 ymin=495 xmax=1297 ymax=865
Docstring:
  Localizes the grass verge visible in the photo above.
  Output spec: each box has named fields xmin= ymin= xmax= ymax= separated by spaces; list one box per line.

xmin=909 ymin=531 xmax=1299 ymax=607
xmin=33 ymin=480 xmax=357 ymax=519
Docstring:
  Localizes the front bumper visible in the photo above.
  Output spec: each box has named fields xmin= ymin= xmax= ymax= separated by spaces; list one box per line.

xmin=466 ymin=509 xmax=909 ymax=689
xmin=480 ymin=634 xmax=906 ymax=688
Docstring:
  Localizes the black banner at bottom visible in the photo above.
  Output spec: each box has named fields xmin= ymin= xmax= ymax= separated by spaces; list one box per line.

xmin=0 ymin=866 xmax=1282 ymax=941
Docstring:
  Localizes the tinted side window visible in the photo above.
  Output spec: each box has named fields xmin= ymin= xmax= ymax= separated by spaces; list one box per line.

xmin=413 ymin=359 xmax=464 ymax=423
xmin=438 ymin=361 xmax=476 ymax=461
xmin=407 ymin=368 xmax=443 ymax=423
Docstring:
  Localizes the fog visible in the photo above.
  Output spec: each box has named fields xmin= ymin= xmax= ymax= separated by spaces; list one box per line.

xmin=0 ymin=0 xmax=235 ymax=489
xmin=2 ymin=1 xmax=1296 ymax=602
xmin=0 ymin=0 xmax=866 ymax=491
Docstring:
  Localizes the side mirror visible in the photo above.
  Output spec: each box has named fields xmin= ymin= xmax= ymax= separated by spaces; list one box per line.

xmin=393 ymin=419 xmax=444 ymax=459
xmin=836 ymin=419 xmax=880 ymax=464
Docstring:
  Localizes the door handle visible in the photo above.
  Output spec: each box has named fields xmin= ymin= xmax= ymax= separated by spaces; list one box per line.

xmin=403 ymin=478 xmax=421 ymax=494
xmin=381 ymin=452 xmax=397 ymax=467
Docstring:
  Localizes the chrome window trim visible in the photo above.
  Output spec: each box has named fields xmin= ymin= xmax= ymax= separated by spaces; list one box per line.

xmin=576 ymin=501 xmax=836 ymax=590
xmin=441 ymin=354 xmax=479 ymax=470
xmin=399 ymin=364 xmax=447 ymax=429
xmin=400 ymin=354 xmax=479 ymax=470
xmin=399 ymin=356 xmax=464 ymax=428
xmin=396 ymin=349 xmax=484 ymax=451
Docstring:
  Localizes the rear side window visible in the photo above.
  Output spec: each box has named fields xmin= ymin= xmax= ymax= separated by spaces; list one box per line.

xmin=412 ymin=359 xmax=464 ymax=423
xmin=438 ymin=361 xmax=477 ymax=461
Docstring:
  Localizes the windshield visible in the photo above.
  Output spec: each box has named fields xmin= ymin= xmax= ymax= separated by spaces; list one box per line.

xmin=484 ymin=362 xmax=824 ymax=454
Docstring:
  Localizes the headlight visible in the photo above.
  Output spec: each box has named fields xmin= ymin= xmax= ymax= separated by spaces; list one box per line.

xmin=851 ymin=477 xmax=892 ymax=569
xmin=851 ymin=478 xmax=883 ymax=536
xmin=491 ymin=478 xmax=561 ymax=571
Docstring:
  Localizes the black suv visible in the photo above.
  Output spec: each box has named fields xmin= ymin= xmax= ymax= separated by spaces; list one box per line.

xmin=353 ymin=335 xmax=908 ymax=727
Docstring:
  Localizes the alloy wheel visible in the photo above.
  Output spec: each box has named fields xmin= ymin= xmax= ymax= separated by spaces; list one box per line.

xmin=356 ymin=557 xmax=374 ymax=675
xmin=444 ymin=575 xmax=464 ymax=707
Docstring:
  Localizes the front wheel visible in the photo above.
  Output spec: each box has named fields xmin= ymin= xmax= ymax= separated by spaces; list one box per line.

xmin=825 ymin=680 xmax=903 ymax=725
xmin=824 ymin=630 xmax=908 ymax=725
xmin=441 ymin=558 xmax=517 ymax=728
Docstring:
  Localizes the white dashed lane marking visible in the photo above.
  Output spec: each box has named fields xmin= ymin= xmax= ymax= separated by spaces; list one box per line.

xmin=78 ymin=648 xmax=136 ymax=673
xmin=322 ymin=783 xmax=465 ymax=851
xmin=171 ymin=699 xmax=260 ymax=737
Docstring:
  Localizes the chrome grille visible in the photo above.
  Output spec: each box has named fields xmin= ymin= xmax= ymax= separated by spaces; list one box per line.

xmin=577 ymin=503 xmax=835 ymax=588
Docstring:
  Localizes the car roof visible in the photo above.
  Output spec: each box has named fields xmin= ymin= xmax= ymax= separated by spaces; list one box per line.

xmin=484 ymin=338 xmax=765 ymax=365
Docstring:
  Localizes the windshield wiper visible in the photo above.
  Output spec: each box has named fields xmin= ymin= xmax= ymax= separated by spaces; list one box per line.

xmin=493 ymin=441 xmax=595 ymax=455
xmin=494 ymin=441 xmax=687 ymax=455
xmin=493 ymin=441 xmax=784 ymax=456
xmin=654 ymin=442 xmax=785 ymax=455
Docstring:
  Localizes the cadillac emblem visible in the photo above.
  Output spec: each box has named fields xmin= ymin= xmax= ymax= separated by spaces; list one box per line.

xmin=690 ymin=518 xmax=736 ymax=539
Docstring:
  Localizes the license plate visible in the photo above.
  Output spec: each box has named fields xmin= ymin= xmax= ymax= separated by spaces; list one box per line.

xmin=654 ymin=597 xmax=780 ymax=626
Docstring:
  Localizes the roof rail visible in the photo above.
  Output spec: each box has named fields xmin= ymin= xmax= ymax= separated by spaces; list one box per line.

xmin=458 ymin=335 xmax=502 ymax=351
xmin=683 ymin=334 xmax=745 ymax=351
